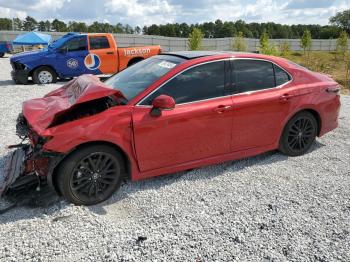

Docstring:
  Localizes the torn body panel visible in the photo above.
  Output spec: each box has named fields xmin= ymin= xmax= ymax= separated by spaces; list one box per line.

xmin=22 ymin=74 xmax=125 ymax=133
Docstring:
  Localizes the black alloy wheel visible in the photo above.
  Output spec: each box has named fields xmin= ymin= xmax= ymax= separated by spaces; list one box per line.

xmin=279 ymin=111 xmax=317 ymax=156
xmin=57 ymin=145 xmax=124 ymax=205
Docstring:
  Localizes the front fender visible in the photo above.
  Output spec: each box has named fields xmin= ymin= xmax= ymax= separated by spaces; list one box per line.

xmin=41 ymin=106 xmax=138 ymax=176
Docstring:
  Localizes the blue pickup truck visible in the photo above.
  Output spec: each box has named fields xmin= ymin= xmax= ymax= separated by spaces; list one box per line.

xmin=10 ymin=32 xmax=161 ymax=84
xmin=0 ymin=41 xmax=12 ymax=57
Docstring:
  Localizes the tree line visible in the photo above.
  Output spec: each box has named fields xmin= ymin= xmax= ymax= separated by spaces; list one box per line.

xmin=0 ymin=17 xmax=141 ymax=34
xmin=0 ymin=9 xmax=349 ymax=39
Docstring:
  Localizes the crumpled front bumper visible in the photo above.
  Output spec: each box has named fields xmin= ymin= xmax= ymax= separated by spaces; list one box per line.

xmin=0 ymin=148 xmax=27 ymax=196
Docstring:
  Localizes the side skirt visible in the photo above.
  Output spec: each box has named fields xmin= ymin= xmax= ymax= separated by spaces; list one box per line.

xmin=132 ymin=144 xmax=277 ymax=181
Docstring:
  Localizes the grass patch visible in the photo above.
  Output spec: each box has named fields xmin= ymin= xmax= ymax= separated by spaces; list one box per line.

xmin=282 ymin=51 xmax=350 ymax=95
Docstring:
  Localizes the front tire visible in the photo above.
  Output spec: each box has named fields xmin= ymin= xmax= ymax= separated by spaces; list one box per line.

xmin=56 ymin=145 xmax=124 ymax=205
xmin=279 ymin=111 xmax=318 ymax=156
xmin=32 ymin=66 xmax=57 ymax=84
xmin=0 ymin=52 xmax=5 ymax=58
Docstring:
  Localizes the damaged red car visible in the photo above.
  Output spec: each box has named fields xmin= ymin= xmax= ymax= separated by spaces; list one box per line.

xmin=2 ymin=51 xmax=341 ymax=205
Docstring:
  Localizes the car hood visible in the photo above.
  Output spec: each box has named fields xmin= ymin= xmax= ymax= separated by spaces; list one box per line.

xmin=10 ymin=49 xmax=49 ymax=63
xmin=22 ymin=74 xmax=125 ymax=133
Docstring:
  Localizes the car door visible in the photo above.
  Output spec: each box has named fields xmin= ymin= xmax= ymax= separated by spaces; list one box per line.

xmin=88 ymin=35 xmax=118 ymax=74
xmin=230 ymin=59 xmax=293 ymax=151
xmin=55 ymin=35 xmax=88 ymax=77
xmin=132 ymin=60 xmax=233 ymax=172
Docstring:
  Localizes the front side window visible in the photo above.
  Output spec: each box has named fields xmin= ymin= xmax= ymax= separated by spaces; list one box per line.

xmin=142 ymin=61 xmax=225 ymax=105
xmin=62 ymin=36 xmax=87 ymax=52
xmin=89 ymin=36 xmax=110 ymax=49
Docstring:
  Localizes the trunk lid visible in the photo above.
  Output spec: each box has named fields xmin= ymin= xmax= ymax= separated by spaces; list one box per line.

xmin=22 ymin=74 xmax=124 ymax=133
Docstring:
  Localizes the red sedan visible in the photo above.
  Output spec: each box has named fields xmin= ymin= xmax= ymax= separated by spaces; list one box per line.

xmin=3 ymin=51 xmax=341 ymax=205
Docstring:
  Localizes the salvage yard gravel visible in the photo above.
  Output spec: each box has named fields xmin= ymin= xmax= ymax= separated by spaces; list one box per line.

xmin=0 ymin=56 xmax=349 ymax=261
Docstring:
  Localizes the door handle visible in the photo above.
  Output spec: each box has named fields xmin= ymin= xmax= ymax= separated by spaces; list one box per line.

xmin=214 ymin=105 xmax=232 ymax=113
xmin=279 ymin=93 xmax=294 ymax=101
xmin=106 ymin=51 xmax=114 ymax=55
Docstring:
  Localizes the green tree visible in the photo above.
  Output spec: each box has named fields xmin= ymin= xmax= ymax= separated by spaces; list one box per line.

xmin=146 ymin=24 xmax=160 ymax=35
xmin=124 ymin=24 xmax=134 ymax=34
xmin=336 ymin=31 xmax=349 ymax=58
xmin=300 ymin=29 xmax=312 ymax=54
xmin=179 ymin=23 xmax=190 ymax=37
xmin=259 ymin=31 xmax=270 ymax=53
xmin=51 ymin=19 xmax=67 ymax=32
xmin=23 ymin=16 xmax=37 ymax=31
xmin=44 ymin=20 xmax=51 ymax=31
xmin=68 ymin=21 xmax=88 ymax=32
xmin=280 ymin=41 xmax=291 ymax=57
xmin=13 ymin=18 xmax=23 ymax=31
xmin=0 ymin=18 xmax=12 ymax=30
xmin=330 ymin=9 xmax=350 ymax=33
xmin=38 ymin=21 xmax=46 ymax=31
xmin=114 ymin=23 xmax=125 ymax=33
xmin=188 ymin=28 xmax=204 ymax=50
xmin=259 ymin=31 xmax=278 ymax=55
xmin=134 ymin=26 xmax=141 ymax=34
xmin=232 ymin=31 xmax=247 ymax=51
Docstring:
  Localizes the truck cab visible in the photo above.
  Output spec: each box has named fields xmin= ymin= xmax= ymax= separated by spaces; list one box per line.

xmin=10 ymin=33 xmax=161 ymax=84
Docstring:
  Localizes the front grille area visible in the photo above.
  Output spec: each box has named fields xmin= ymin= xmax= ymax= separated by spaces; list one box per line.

xmin=11 ymin=62 xmax=25 ymax=70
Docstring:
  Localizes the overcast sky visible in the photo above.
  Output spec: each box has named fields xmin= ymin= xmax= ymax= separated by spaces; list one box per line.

xmin=0 ymin=0 xmax=349 ymax=26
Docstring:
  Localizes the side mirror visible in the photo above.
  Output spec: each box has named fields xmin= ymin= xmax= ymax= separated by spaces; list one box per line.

xmin=151 ymin=95 xmax=175 ymax=117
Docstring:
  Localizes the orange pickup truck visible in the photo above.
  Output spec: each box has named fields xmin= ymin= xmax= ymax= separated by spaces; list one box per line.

xmin=10 ymin=32 xmax=162 ymax=84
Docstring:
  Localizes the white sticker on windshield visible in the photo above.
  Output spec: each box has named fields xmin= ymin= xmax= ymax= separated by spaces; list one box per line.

xmin=158 ymin=61 xmax=176 ymax=69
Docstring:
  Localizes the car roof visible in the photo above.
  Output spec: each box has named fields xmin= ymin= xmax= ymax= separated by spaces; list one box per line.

xmin=163 ymin=51 xmax=293 ymax=69
xmin=164 ymin=51 xmax=273 ymax=60
xmin=164 ymin=51 xmax=226 ymax=59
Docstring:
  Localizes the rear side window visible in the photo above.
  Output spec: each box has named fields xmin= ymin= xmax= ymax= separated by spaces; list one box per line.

xmin=274 ymin=64 xmax=291 ymax=86
xmin=142 ymin=61 xmax=225 ymax=105
xmin=232 ymin=60 xmax=275 ymax=93
xmin=89 ymin=36 xmax=110 ymax=49
xmin=63 ymin=36 xmax=86 ymax=52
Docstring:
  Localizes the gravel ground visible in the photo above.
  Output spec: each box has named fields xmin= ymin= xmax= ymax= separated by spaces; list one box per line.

xmin=0 ymin=55 xmax=349 ymax=261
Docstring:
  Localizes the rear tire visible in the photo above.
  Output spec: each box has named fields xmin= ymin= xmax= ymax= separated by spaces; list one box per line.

xmin=56 ymin=145 xmax=124 ymax=205
xmin=279 ymin=111 xmax=318 ymax=156
xmin=0 ymin=52 xmax=5 ymax=58
xmin=32 ymin=66 xmax=57 ymax=84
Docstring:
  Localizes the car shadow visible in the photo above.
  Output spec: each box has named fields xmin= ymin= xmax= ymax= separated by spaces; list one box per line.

xmin=0 ymin=140 xmax=326 ymax=223
xmin=0 ymin=80 xmax=16 ymax=86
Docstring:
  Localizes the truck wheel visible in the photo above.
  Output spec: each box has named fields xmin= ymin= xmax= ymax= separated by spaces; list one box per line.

xmin=32 ymin=66 xmax=57 ymax=84
xmin=56 ymin=145 xmax=124 ymax=205
xmin=0 ymin=53 xmax=4 ymax=58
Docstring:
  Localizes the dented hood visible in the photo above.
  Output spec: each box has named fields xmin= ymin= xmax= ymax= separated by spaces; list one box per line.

xmin=22 ymin=74 xmax=124 ymax=133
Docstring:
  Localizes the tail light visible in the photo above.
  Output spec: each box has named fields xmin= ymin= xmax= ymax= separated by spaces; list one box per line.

xmin=6 ymin=43 xmax=11 ymax=50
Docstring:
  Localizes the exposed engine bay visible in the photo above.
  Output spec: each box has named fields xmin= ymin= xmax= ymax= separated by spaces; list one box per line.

xmin=48 ymin=95 xmax=120 ymax=127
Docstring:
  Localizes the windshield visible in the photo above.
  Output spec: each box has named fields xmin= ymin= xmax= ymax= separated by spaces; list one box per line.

xmin=49 ymin=33 xmax=79 ymax=50
xmin=104 ymin=55 xmax=185 ymax=101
